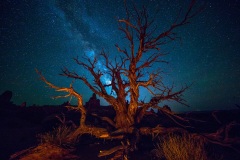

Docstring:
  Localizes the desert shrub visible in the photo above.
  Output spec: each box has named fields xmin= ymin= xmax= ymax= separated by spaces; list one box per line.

xmin=10 ymin=125 xmax=78 ymax=160
xmin=154 ymin=133 xmax=207 ymax=160
xmin=38 ymin=125 xmax=74 ymax=147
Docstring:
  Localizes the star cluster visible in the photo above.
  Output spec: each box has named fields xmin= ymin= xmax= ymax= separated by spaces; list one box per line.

xmin=0 ymin=0 xmax=240 ymax=112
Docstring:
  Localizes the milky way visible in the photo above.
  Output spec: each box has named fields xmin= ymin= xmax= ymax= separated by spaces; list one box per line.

xmin=1 ymin=0 xmax=240 ymax=112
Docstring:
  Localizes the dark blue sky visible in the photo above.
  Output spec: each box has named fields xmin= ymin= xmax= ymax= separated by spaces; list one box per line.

xmin=1 ymin=0 xmax=240 ymax=112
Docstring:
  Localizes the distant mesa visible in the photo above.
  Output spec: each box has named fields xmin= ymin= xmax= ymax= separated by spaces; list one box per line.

xmin=0 ymin=90 xmax=13 ymax=105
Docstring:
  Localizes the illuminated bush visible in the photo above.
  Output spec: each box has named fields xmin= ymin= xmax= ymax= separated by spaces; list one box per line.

xmin=38 ymin=125 xmax=74 ymax=146
xmin=154 ymin=133 xmax=207 ymax=160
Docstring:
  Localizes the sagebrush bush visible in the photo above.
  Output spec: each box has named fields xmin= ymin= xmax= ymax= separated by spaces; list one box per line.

xmin=38 ymin=125 xmax=74 ymax=146
xmin=154 ymin=133 xmax=207 ymax=160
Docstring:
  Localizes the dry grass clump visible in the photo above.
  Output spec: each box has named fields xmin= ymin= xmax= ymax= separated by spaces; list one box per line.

xmin=10 ymin=125 xmax=79 ymax=160
xmin=38 ymin=125 xmax=75 ymax=146
xmin=154 ymin=133 xmax=207 ymax=160
xmin=10 ymin=143 xmax=79 ymax=160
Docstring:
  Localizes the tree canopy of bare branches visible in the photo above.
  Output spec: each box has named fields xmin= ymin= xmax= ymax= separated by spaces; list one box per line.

xmin=58 ymin=0 xmax=203 ymax=129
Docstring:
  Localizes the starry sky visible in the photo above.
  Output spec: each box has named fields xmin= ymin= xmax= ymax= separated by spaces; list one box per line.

xmin=1 ymin=0 xmax=240 ymax=112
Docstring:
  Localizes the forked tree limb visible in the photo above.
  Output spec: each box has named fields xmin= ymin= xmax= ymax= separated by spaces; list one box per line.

xmin=158 ymin=109 xmax=192 ymax=129
xmin=91 ymin=113 xmax=116 ymax=128
xmin=36 ymin=69 xmax=86 ymax=127
xmin=200 ymin=122 xmax=240 ymax=153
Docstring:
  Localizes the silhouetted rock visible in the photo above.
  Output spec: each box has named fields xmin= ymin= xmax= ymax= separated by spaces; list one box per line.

xmin=162 ymin=105 xmax=171 ymax=112
xmin=61 ymin=101 xmax=70 ymax=107
xmin=86 ymin=93 xmax=100 ymax=111
xmin=21 ymin=102 xmax=27 ymax=107
xmin=0 ymin=90 xmax=13 ymax=106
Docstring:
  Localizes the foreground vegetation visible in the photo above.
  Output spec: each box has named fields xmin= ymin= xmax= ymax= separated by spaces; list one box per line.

xmin=154 ymin=133 xmax=207 ymax=160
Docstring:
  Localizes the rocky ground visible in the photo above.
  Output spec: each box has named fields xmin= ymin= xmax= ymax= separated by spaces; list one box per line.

xmin=0 ymin=91 xmax=240 ymax=160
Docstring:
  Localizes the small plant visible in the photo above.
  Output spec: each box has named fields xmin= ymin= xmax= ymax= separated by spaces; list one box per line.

xmin=38 ymin=125 xmax=74 ymax=147
xmin=10 ymin=125 xmax=78 ymax=160
xmin=154 ymin=133 xmax=207 ymax=160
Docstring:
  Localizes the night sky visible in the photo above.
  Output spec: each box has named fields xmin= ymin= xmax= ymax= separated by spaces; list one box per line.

xmin=1 ymin=0 xmax=240 ymax=112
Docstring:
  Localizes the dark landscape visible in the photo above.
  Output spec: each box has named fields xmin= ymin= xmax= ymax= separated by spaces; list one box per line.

xmin=1 ymin=90 xmax=240 ymax=160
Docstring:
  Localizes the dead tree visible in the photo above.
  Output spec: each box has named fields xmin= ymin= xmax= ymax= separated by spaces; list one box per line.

xmin=37 ymin=0 xmax=207 ymax=158
xmin=59 ymin=0 xmax=202 ymax=130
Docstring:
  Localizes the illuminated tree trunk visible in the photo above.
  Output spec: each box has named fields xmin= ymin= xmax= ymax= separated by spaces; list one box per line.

xmin=115 ymin=110 xmax=134 ymax=129
xmin=128 ymin=65 xmax=139 ymax=121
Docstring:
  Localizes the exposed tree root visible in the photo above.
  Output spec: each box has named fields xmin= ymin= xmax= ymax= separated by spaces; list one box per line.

xmin=68 ymin=125 xmax=124 ymax=142
xmin=98 ymin=145 xmax=126 ymax=157
xmin=140 ymin=125 xmax=187 ymax=138
xmin=201 ymin=121 xmax=240 ymax=153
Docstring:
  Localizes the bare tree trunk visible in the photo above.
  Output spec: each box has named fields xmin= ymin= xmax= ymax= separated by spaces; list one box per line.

xmin=115 ymin=111 xmax=134 ymax=129
xmin=114 ymin=102 xmax=134 ymax=129
xmin=128 ymin=67 xmax=139 ymax=120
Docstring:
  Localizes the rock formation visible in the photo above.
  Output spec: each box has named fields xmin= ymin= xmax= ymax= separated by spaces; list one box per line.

xmin=0 ymin=90 xmax=13 ymax=106
xmin=85 ymin=93 xmax=100 ymax=111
